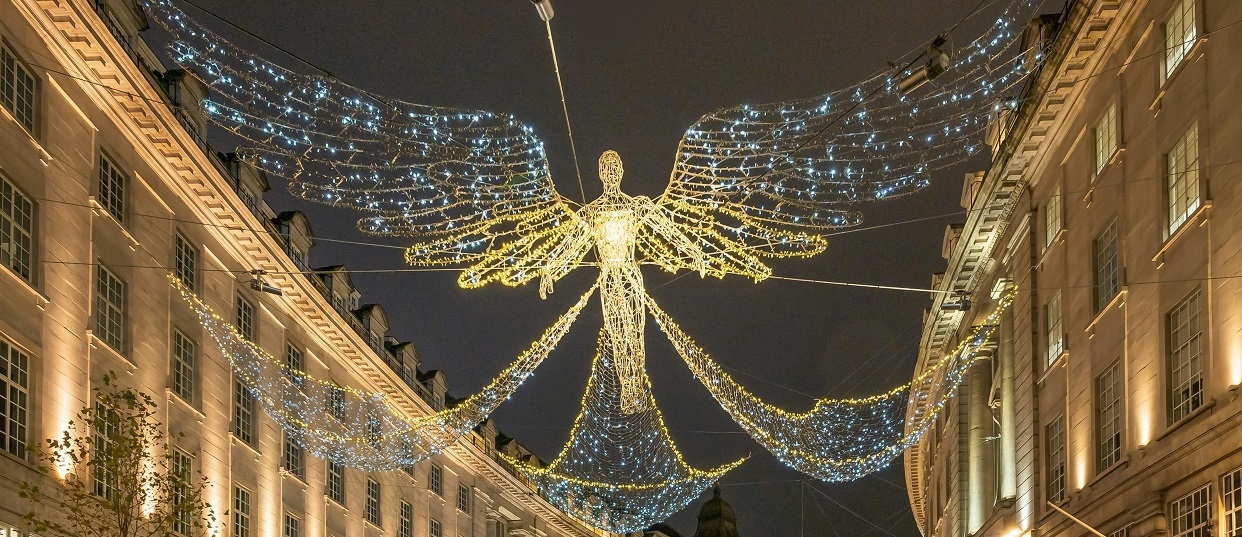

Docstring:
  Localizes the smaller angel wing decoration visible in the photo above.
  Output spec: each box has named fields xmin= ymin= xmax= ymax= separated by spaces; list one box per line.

xmin=142 ymin=0 xmax=588 ymax=290
xmin=649 ymin=0 xmax=1035 ymax=280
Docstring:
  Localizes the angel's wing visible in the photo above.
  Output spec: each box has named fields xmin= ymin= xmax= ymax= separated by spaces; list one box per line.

xmin=143 ymin=0 xmax=589 ymax=287
xmin=650 ymin=4 xmax=1034 ymax=280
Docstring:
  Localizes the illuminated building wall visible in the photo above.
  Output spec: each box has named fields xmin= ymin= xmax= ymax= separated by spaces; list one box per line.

xmin=906 ymin=0 xmax=1242 ymax=536
xmin=0 ymin=0 xmax=612 ymax=535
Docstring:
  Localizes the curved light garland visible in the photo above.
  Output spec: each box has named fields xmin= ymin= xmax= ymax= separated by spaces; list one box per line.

xmin=172 ymin=275 xmax=593 ymax=471
xmin=141 ymin=0 xmax=1044 ymax=530
xmin=507 ymin=333 xmax=745 ymax=533
xmin=650 ymin=287 xmax=1016 ymax=482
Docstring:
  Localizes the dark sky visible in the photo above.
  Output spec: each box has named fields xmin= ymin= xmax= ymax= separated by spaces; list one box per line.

xmin=179 ymin=1 xmax=1005 ymax=534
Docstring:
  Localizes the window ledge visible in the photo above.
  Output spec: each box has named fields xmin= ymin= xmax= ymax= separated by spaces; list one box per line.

xmin=325 ymin=495 xmax=348 ymax=511
xmin=87 ymin=331 xmax=134 ymax=369
xmin=280 ymin=469 xmax=308 ymax=487
xmin=0 ymin=446 xmax=38 ymax=474
xmin=1038 ymin=349 xmax=1069 ymax=385
xmin=88 ymin=197 xmax=139 ymax=251
xmin=1036 ymin=228 xmax=1067 ymax=269
xmin=229 ymin=433 xmax=261 ymax=458
xmin=1152 ymin=37 xmax=1208 ymax=114
xmin=0 ymin=106 xmax=52 ymax=163
xmin=1087 ymin=456 xmax=1129 ymax=489
xmin=1086 ymin=290 xmax=1127 ymax=336
xmin=1155 ymin=397 xmax=1216 ymax=444
xmin=1153 ymin=200 xmax=1211 ymax=267
xmin=166 ymin=388 xmax=206 ymax=421
xmin=0 ymin=262 xmax=48 ymax=308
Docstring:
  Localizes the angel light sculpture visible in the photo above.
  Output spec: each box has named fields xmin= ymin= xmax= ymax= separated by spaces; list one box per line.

xmin=146 ymin=0 xmax=1036 ymax=530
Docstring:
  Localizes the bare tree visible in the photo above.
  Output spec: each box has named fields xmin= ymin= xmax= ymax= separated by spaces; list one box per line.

xmin=19 ymin=372 xmax=217 ymax=537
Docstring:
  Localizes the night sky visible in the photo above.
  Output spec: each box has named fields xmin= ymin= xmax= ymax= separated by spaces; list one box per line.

xmin=177 ymin=1 xmax=1008 ymax=534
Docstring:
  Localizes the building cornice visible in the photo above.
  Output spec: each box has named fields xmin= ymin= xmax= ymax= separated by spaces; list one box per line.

xmin=15 ymin=0 xmax=605 ymax=533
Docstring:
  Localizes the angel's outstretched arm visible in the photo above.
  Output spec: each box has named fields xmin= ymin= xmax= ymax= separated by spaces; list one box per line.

xmin=635 ymin=198 xmax=706 ymax=276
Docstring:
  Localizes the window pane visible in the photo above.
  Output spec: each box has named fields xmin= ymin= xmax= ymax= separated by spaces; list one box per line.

xmin=1 ymin=45 xmax=38 ymax=132
xmin=1093 ymin=222 xmax=1120 ymax=312
xmin=1046 ymin=415 xmax=1066 ymax=503
xmin=97 ymin=154 xmax=126 ymax=223
xmin=233 ymin=486 xmax=251 ymax=537
xmin=95 ymin=266 xmax=126 ymax=351
xmin=1169 ymin=485 xmax=1211 ymax=537
xmin=1224 ymin=468 xmax=1242 ymax=537
xmin=172 ymin=331 xmax=196 ymax=402
xmin=1046 ymin=291 xmax=1063 ymax=366
xmin=175 ymin=235 xmax=197 ymax=291
xmin=233 ymin=380 xmax=254 ymax=445
xmin=1167 ymin=124 xmax=1200 ymax=234
xmin=1164 ymin=0 xmax=1197 ymax=79
xmin=235 ymin=295 xmax=254 ymax=341
xmin=0 ymin=339 xmax=30 ymax=457
xmin=1168 ymin=291 xmax=1204 ymax=422
xmin=1096 ymin=362 xmax=1123 ymax=471
xmin=1094 ymin=103 xmax=1117 ymax=175
xmin=0 ymin=174 xmax=34 ymax=282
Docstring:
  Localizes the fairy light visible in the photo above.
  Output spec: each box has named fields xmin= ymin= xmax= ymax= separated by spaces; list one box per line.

xmin=651 ymin=287 xmax=1016 ymax=482
xmin=171 ymin=274 xmax=593 ymax=471
xmin=142 ymin=0 xmax=1043 ymax=530
xmin=505 ymin=333 xmax=746 ymax=533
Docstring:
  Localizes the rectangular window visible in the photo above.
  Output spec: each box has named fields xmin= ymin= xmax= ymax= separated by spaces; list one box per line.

xmin=0 ymin=338 xmax=30 ymax=457
xmin=171 ymin=330 xmax=196 ymax=403
xmin=1169 ymin=485 xmax=1211 ymax=537
xmin=172 ymin=449 xmax=192 ymax=536
xmin=97 ymin=153 xmax=126 ymax=224
xmin=233 ymin=380 xmax=254 ymax=445
xmin=328 ymin=385 xmax=347 ymax=421
xmin=174 ymin=234 xmax=198 ymax=292
xmin=284 ymin=343 xmax=304 ymax=389
xmin=1096 ymin=362 xmax=1123 ymax=471
xmin=93 ymin=404 xmax=120 ymax=499
xmin=1164 ymin=0 xmax=1197 ymax=80
xmin=1 ymin=44 xmax=38 ymax=132
xmin=1167 ymin=123 xmax=1201 ymax=235
xmin=0 ymin=173 xmax=34 ymax=282
xmin=1169 ymin=291 xmax=1204 ymax=423
xmin=235 ymin=294 xmax=254 ymax=341
xmin=327 ymin=461 xmax=345 ymax=505
xmin=457 ymin=483 xmax=471 ymax=512
xmin=1224 ymin=467 xmax=1242 ymax=537
xmin=365 ymin=478 xmax=382 ymax=527
xmin=429 ymin=464 xmax=443 ymax=496
xmin=1044 ymin=186 xmax=1062 ymax=250
xmin=233 ymin=486 xmax=251 ymax=537
xmin=1094 ymin=102 xmax=1118 ymax=175
xmin=95 ymin=265 xmax=126 ymax=352
xmin=1045 ymin=290 xmax=1064 ymax=366
xmin=1046 ymin=415 xmax=1066 ymax=503
xmin=430 ymin=518 xmax=443 ymax=537
xmin=284 ymin=433 xmax=304 ymax=480
xmin=399 ymin=501 xmax=413 ymax=537
xmin=283 ymin=513 xmax=300 ymax=537
xmin=1093 ymin=221 xmax=1120 ymax=312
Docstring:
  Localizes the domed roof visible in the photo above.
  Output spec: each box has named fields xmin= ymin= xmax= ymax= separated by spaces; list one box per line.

xmin=696 ymin=484 xmax=737 ymax=523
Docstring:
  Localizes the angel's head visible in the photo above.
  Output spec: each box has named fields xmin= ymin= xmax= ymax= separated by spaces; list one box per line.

xmin=598 ymin=150 xmax=624 ymax=193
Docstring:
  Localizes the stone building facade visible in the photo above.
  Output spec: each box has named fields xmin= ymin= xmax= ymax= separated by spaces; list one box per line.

xmin=0 ymin=0 xmax=610 ymax=536
xmin=904 ymin=0 xmax=1242 ymax=536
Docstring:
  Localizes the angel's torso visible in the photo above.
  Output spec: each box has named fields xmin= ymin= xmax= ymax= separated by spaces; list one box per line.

xmin=585 ymin=195 xmax=642 ymax=269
